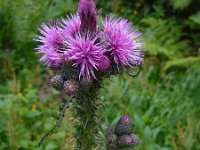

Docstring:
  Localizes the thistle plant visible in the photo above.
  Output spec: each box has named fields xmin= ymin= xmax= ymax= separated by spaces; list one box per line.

xmin=34 ymin=0 xmax=144 ymax=149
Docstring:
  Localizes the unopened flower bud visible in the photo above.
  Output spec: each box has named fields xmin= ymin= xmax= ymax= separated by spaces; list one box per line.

xmin=98 ymin=55 xmax=110 ymax=71
xmin=105 ymin=127 xmax=115 ymax=138
xmin=78 ymin=0 xmax=97 ymax=32
xmin=130 ymin=134 xmax=140 ymax=146
xmin=117 ymin=115 xmax=132 ymax=125
xmin=115 ymin=115 xmax=132 ymax=136
xmin=115 ymin=123 xmax=132 ymax=136
xmin=118 ymin=134 xmax=138 ymax=148
xmin=106 ymin=134 xmax=118 ymax=149
xmin=63 ymin=80 xmax=78 ymax=95
xmin=49 ymin=75 xmax=64 ymax=91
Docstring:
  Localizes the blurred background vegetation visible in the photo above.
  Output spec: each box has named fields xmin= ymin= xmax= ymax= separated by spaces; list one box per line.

xmin=0 ymin=0 xmax=200 ymax=149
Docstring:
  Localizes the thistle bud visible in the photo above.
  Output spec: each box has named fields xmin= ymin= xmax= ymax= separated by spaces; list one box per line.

xmin=49 ymin=75 xmax=64 ymax=91
xmin=117 ymin=115 xmax=132 ymax=125
xmin=130 ymin=134 xmax=140 ymax=146
xmin=105 ymin=127 xmax=115 ymax=138
xmin=118 ymin=134 xmax=138 ymax=148
xmin=106 ymin=134 xmax=118 ymax=149
xmin=78 ymin=0 xmax=97 ymax=32
xmin=115 ymin=123 xmax=132 ymax=136
xmin=115 ymin=115 xmax=132 ymax=136
xmin=98 ymin=55 xmax=110 ymax=71
xmin=63 ymin=80 xmax=78 ymax=95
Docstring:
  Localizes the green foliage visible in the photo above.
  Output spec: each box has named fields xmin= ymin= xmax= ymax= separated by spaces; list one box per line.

xmin=101 ymin=68 xmax=200 ymax=150
xmin=169 ymin=0 xmax=193 ymax=10
xmin=0 ymin=84 xmax=73 ymax=149
xmin=141 ymin=17 xmax=190 ymax=59
xmin=0 ymin=0 xmax=200 ymax=149
xmin=164 ymin=57 xmax=200 ymax=71
xmin=0 ymin=0 xmax=77 ymax=46
xmin=190 ymin=11 xmax=200 ymax=24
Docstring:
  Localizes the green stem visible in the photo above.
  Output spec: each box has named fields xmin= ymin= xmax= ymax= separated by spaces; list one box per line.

xmin=74 ymin=81 xmax=102 ymax=150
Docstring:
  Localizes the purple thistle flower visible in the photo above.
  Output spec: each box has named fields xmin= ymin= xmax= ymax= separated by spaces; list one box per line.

xmin=65 ymin=33 xmax=105 ymax=82
xmin=78 ymin=0 xmax=97 ymax=32
xmin=102 ymin=16 xmax=144 ymax=67
xmin=35 ymin=23 xmax=65 ymax=68
xmin=60 ymin=14 xmax=81 ymax=37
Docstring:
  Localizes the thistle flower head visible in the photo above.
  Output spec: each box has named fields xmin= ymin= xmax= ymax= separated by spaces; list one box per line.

xmin=35 ymin=23 xmax=65 ymax=68
xmin=60 ymin=14 xmax=81 ymax=37
xmin=65 ymin=33 xmax=105 ymax=82
xmin=78 ymin=0 xmax=97 ymax=31
xmin=102 ymin=16 xmax=144 ymax=67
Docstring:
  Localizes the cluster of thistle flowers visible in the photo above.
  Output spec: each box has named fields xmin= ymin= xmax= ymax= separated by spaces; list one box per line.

xmin=106 ymin=115 xmax=139 ymax=150
xmin=35 ymin=0 xmax=144 ymax=92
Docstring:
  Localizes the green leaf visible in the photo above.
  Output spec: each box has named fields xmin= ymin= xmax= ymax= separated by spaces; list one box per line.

xmin=45 ymin=142 xmax=58 ymax=150
xmin=190 ymin=12 xmax=200 ymax=24
xmin=26 ymin=110 xmax=42 ymax=118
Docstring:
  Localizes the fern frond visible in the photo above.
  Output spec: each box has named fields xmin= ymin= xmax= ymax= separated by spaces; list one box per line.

xmin=164 ymin=57 xmax=200 ymax=71
xmin=169 ymin=0 xmax=193 ymax=10
xmin=141 ymin=17 xmax=190 ymax=60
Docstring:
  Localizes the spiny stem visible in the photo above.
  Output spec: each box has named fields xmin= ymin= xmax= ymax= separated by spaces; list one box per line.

xmin=39 ymin=96 xmax=73 ymax=146
xmin=73 ymin=82 xmax=102 ymax=150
